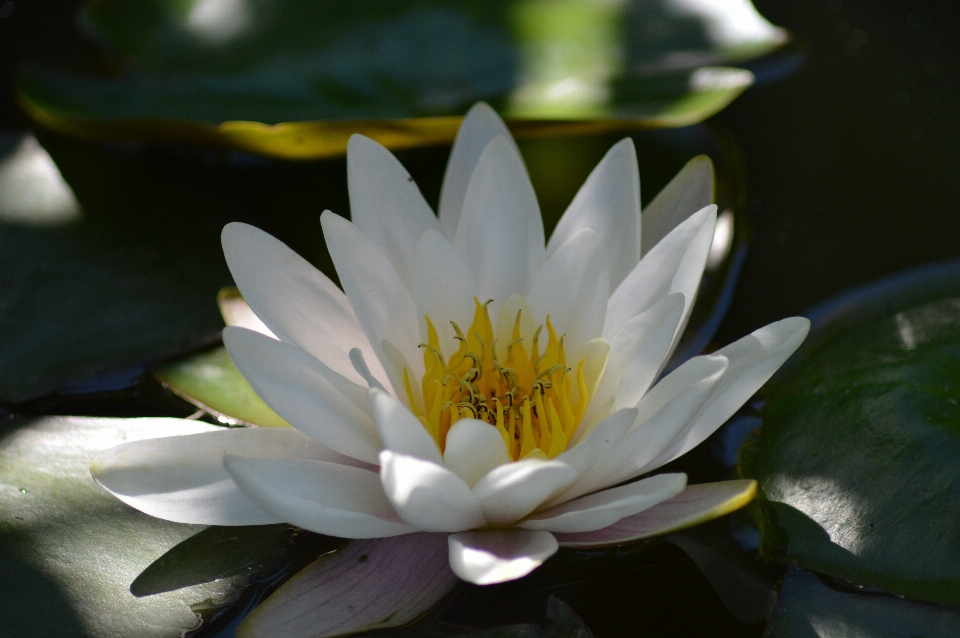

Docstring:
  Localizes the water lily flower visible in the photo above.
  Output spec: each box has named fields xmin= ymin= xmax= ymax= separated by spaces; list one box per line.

xmin=92 ymin=104 xmax=806 ymax=599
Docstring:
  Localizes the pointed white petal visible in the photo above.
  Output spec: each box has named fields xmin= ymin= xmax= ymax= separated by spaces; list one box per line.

xmin=641 ymin=155 xmax=714 ymax=256
xmin=557 ymin=355 xmax=727 ymax=503
xmin=91 ymin=427 xmax=361 ymax=526
xmin=237 ymin=534 xmax=457 ymax=638
xmin=413 ymin=229 xmax=478 ymax=348
xmin=321 ymin=211 xmax=423 ymax=393
xmin=554 ymin=408 xmax=637 ymax=481
xmin=380 ymin=450 xmax=486 ymax=532
xmin=454 ymin=137 xmax=545 ymax=321
xmin=348 ymin=135 xmax=440 ymax=291
xmin=604 ymin=205 xmax=717 ymax=358
xmin=527 ymin=228 xmax=609 ymax=356
xmin=555 ymin=480 xmax=757 ymax=547
xmin=368 ymin=388 xmax=442 ymax=464
xmin=586 ymin=293 xmax=684 ymax=427
xmin=448 ymin=529 xmax=558 ymax=585
xmin=473 ymin=459 xmax=577 ymax=526
xmin=217 ymin=288 xmax=276 ymax=337
xmin=443 ymin=419 xmax=511 ymax=487
xmin=223 ymin=327 xmax=381 ymax=464
xmin=494 ymin=293 xmax=538 ymax=351
xmin=439 ymin=102 xmax=519 ymax=240
xmin=224 ymin=456 xmax=413 ymax=538
xmin=221 ymin=222 xmax=386 ymax=387
xmin=520 ymin=473 xmax=686 ymax=533
xmin=548 ymin=138 xmax=641 ymax=289
xmin=637 ymin=317 xmax=810 ymax=472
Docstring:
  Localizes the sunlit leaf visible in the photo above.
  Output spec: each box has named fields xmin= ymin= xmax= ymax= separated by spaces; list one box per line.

xmin=740 ymin=259 xmax=960 ymax=606
xmin=766 ymin=567 xmax=960 ymax=638
xmin=18 ymin=0 xmax=787 ymax=158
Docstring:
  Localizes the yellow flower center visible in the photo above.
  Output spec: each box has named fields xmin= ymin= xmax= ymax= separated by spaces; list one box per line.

xmin=402 ymin=299 xmax=593 ymax=461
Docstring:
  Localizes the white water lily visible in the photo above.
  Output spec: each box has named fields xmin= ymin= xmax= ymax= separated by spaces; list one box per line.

xmin=92 ymin=103 xmax=807 ymax=591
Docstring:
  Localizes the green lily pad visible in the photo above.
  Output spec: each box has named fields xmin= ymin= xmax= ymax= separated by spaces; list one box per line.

xmin=0 ymin=416 xmax=251 ymax=637
xmin=765 ymin=567 xmax=960 ymax=638
xmin=739 ymin=259 xmax=960 ymax=605
xmin=18 ymin=0 xmax=787 ymax=158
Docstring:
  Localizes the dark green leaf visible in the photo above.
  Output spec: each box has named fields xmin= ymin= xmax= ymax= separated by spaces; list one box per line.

xmin=740 ymin=260 xmax=960 ymax=605
xmin=18 ymin=0 xmax=786 ymax=157
xmin=765 ymin=567 xmax=960 ymax=638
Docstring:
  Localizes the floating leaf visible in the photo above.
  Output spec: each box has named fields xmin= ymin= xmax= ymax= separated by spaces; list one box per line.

xmin=740 ymin=259 xmax=960 ymax=606
xmin=765 ymin=567 xmax=960 ymax=638
xmin=0 ymin=416 xmax=245 ymax=638
xmin=19 ymin=0 xmax=787 ymax=158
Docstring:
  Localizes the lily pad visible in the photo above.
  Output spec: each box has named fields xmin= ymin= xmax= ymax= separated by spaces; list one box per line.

xmin=0 ymin=416 xmax=250 ymax=638
xmin=739 ymin=259 xmax=960 ymax=605
xmin=765 ymin=567 xmax=960 ymax=638
xmin=18 ymin=0 xmax=787 ymax=158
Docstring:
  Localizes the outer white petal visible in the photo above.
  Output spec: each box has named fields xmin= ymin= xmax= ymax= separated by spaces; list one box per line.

xmin=557 ymin=355 xmax=727 ymax=503
xmin=640 ymin=155 xmax=714 ymax=256
xmin=91 ymin=427 xmax=362 ymax=526
xmin=347 ymin=134 xmax=440 ymax=291
xmin=438 ymin=102 xmax=519 ymax=240
xmin=634 ymin=317 xmax=810 ymax=473
xmin=224 ymin=457 xmax=415 ymax=538
xmin=527 ymin=228 xmax=609 ymax=357
xmin=586 ymin=293 xmax=684 ymax=427
xmin=221 ymin=222 xmax=386 ymax=387
xmin=473 ymin=459 xmax=577 ymax=526
xmin=454 ymin=137 xmax=545 ymax=321
xmin=413 ymin=229 xmax=478 ymax=349
xmin=443 ymin=419 xmax=511 ymax=487
xmin=379 ymin=450 xmax=486 ymax=532
xmin=519 ymin=473 xmax=686 ymax=533
xmin=217 ymin=288 xmax=276 ymax=337
xmin=224 ymin=327 xmax=381 ymax=464
xmin=369 ymin=388 xmax=442 ymax=465
xmin=236 ymin=534 xmax=457 ymax=638
xmin=547 ymin=138 xmax=641 ymax=289
xmin=604 ymin=205 xmax=717 ymax=357
xmin=553 ymin=408 xmax=637 ymax=483
xmin=448 ymin=529 xmax=559 ymax=585
xmin=555 ymin=480 xmax=757 ymax=548
xmin=321 ymin=211 xmax=423 ymax=393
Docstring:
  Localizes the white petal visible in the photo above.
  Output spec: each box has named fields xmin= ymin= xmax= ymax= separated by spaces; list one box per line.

xmin=321 ymin=211 xmax=423 ymax=393
xmin=413 ymin=229 xmax=478 ymax=349
xmin=439 ymin=102 xmax=518 ymax=241
xmin=221 ymin=222 xmax=386 ymax=387
xmin=454 ymin=137 xmax=545 ymax=321
xmin=636 ymin=317 xmax=810 ymax=472
xmin=527 ymin=228 xmax=609 ymax=356
xmin=641 ymin=155 xmax=714 ymax=256
xmin=604 ymin=205 xmax=717 ymax=359
xmin=547 ymin=138 xmax=641 ymax=289
xmin=369 ymin=388 xmax=442 ymax=465
xmin=554 ymin=408 xmax=637 ymax=481
xmin=380 ymin=450 xmax=486 ymax=532
xmin=587 ymin=293 xmax=684 ymax=426
xmin=448 ymin=529 xmax=558 ymax=585
xmin=223 ymin=327 xmax=381 ymax=464
xmin=520 ymin=473 xmax=686 ymax=533
xmin=217 ymin=288 xmax=276 ymax=337
xmin=494 ymin=293 xmax=538 ymax=351
xmin=347 ymin=134 xmax=440 ymax=291
xmin=225 ymin=457 xmax=414 ymax=538
xmin=443 ymin=419 xmax=511 ymax=487
xmin=556 ymin=354 xmax=727 ymax=503
xmin=555 ymin=480 xmax=757 ymax=547
xmin=237 ymin=534 xmax=457 ymax=638
xmin=473 ymin=459 xmax=577 ymax=525
xmin=91 ymin=427 xmax=361 ymax=526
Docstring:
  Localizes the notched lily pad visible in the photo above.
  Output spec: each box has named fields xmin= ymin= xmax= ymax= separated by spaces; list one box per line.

xmin=19 ymin=0 xmax=788 ymax=157
xmin=740 ymin=259 xmax=960 ymax=606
